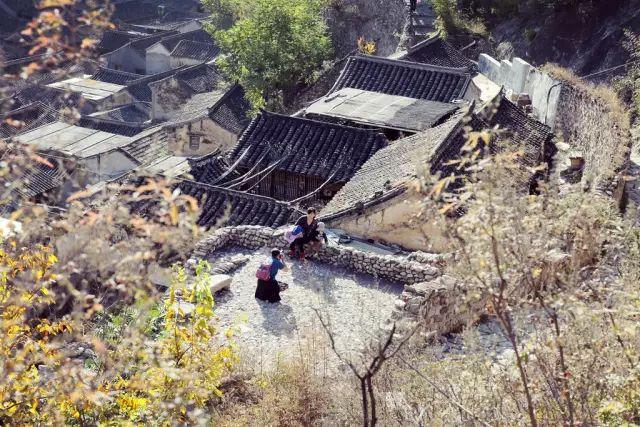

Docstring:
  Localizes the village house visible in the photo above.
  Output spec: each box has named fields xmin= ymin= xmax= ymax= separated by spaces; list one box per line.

xmin=158 ymin=85 xmax=251 ymax=157
xmin=78 ymin=102 xmax=152 ymax=137
xmin=6 ymin=120 xmax=197 ymax=210
xmin=169 ymin=41 xmax=221 ymax=69
xmin=102 ymin=26 xmax=213 ymax=75
xmin=319 ymin=94 xmax=555 ymax=251
xmin=103 ymin=31 xmax=178 ymax=74
xmin=302 ymin=87 xmax=461 ymax=140
xmin=329 ymin=54 xmax=479 ymax=103
xmin=45 ymin=74 xmax=135 ymax=114
xmin=223 ymin=111 xmax=388 ymax=202
xmin=144 ymin=29 xmax=215 ymax=74
xmin=390 ymin=34 xmax=501 ymax=103
xmin=13 ymin=122 xmax=139 ymax=181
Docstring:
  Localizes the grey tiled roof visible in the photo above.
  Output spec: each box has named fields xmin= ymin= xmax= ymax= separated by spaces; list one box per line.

xmin=77 ymin=118 xmax=145 ymax=137
xmin=78 ymin=103 xmax=151 ymax=137
xmin=167 ymin=89 xmax=228 ymax=124
xmin=481 ymin=95 xmax=553 ymax=167
xmin=12 ymin=161 xmax=67 ymax=199
xmin=208 ymin=85 xmax=251 ymax=135
xmin=231 ymin=111 xmax=388 ymax=183
xmin=89 ymin=104 xmax=150 ymax=123
xmin=119 ymin=126 xmax=170 ymax=166
xmin=330 ymin=55 xmax=472 ymax=102
xmin=91 ymin=67 xmax=144 ymax=85
xmin=174 ymin=63 xmax=223 ymax=93
xmin=125 ymin=66 xmax=188 ymax=101
xmin=188 ymin=152 xmax=241 ymax=185
xmin=0 ymin=102 xmax=59 ymax=139
xmin=170 ymin=40 xmax=221 ymax=61
xmin=305 ymin=88 xmax=460 ymax=132
xmin=96 ymin=30 xmax=144 ymax=54
xmin=154 ymin=29 xmax=212 ymax=52
xmin=179 ymin=181 xmax=301 ymax=228
xmin=402 ymin=35 xmax=476 ymax=70
xmin=321 ymin=111 xmax=466 ymax=217
xmin=128 ymin=30 xmax=178 ymax=55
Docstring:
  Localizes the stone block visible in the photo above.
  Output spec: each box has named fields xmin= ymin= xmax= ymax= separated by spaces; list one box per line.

xmin=510 ymin=57 xmax=532 ymax=94
xmin=478 ymin=53 xmax=501 ymax=81
xmin=210 ymin=274 xmax=232 ymax=293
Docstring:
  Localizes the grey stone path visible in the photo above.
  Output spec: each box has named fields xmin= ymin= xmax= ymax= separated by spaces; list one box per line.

xmin=211 ymin=248 xmax=404 ymax=369
xmin=405 ymin=0 xmax=437 ymax=37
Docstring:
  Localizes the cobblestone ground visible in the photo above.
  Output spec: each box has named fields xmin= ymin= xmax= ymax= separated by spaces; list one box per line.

xmin=211 ymin=248 xmax=404 ymax=369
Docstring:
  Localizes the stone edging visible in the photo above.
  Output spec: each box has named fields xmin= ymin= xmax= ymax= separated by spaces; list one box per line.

xmin=193 ymin=225 xmax=483 ymax=335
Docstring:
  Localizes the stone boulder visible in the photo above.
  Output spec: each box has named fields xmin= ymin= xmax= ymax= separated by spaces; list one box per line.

xmin=210 ymin=274 xmax=232 ymax=294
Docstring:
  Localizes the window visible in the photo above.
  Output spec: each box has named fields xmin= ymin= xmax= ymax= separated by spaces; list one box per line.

xmin=189 ymin=135 xmax=201 ymax=150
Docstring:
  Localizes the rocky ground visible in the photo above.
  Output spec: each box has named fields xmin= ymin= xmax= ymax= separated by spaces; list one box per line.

xmin=211 ymin=248 xmax=405 ymax=370
xmin=626 ymin=127 xmax=640 ymax=225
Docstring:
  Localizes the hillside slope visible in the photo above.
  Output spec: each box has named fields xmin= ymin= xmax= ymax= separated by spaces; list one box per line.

xmin=471 ymin=0 xmax=640 ymax=78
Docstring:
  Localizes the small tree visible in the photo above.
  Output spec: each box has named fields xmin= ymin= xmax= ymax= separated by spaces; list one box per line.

xmin=204 ymin=0 xmax=332 ymax=110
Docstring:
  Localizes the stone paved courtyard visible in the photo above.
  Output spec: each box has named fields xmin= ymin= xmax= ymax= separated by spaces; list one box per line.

xmin=211 ymin=248 xmax=404 ymax=368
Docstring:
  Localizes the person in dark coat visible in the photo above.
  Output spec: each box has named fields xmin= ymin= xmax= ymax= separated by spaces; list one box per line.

xmin=289 ymin=207 xmax=318 ymax=259
xmin=255 ymin=249 xmax=289 ymax=303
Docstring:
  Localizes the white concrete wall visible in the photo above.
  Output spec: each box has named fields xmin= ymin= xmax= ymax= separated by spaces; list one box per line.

xmin=105 ymin=47 xmax=146 ymax=74
xmin=328 ymin=189 xmax=451 ymax=252
xmin=146 ymin=44 xmax=172 ymax=74
xmin=477 ymin=53 xmax=561 ymax=127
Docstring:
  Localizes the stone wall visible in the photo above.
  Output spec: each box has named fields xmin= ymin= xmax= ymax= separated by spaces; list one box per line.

xmin=192 ymin=225 xmax=484 ymax=335
xmin=478 ymin=54 xmax=562 ymax=127
xmin=478 ymin=53 xmax=631 ymax=203
xmin=394 ymin=275 xmax=487 ymax=336
xmin=325 ymin=0 xmax=406 ymax=57
xmin=554 ymin=83 xmax=631 ymax=198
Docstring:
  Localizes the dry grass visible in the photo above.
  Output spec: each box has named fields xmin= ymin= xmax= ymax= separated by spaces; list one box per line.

xmin=543 ymin=63 xmax=632 ymax=187
xmin=543 ymin=64 xmax=630 ymax=127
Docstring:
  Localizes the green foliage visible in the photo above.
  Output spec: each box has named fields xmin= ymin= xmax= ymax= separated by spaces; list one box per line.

xmin=204 ymin=0 xmax=332 ymax=110
xmin=431 ymin=0 xmax=486 ymax=38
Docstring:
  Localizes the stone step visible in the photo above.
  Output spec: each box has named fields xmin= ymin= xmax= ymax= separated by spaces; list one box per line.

xmin=412 ymin=22 xmax=435 ymax=28
xmin=413 ymin=12 xmax=436 ymax=17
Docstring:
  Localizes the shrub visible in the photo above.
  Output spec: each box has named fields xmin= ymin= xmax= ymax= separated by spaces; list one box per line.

xmin=204 ymin=0 xmax=333 ymax=110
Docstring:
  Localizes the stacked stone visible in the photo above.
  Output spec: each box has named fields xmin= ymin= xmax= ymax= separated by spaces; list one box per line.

xmin=191 ymin=225 xmax=487 ymax=336
xmin=407 ymin=251 xmax=449 ymax=269
xmin=192 ymin=228 xmax=231 ymax=258
xmin=193 ymin=225 xmax=443 ymax=284
xmin=306 ymin=245 xmax=440 ymax=284
xmin=210 ymin=254 xmax=250 ymax=275
xmin=392 ymin=275 xmax=487 ymax=336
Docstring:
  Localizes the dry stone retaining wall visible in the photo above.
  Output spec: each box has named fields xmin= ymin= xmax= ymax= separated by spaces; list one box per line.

xmin=192 ymin=225 xmax=485 ymax=336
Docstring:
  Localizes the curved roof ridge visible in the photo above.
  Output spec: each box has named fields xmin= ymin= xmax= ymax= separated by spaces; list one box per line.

xmin=351 ymin=54 xmax=471 ymax=74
